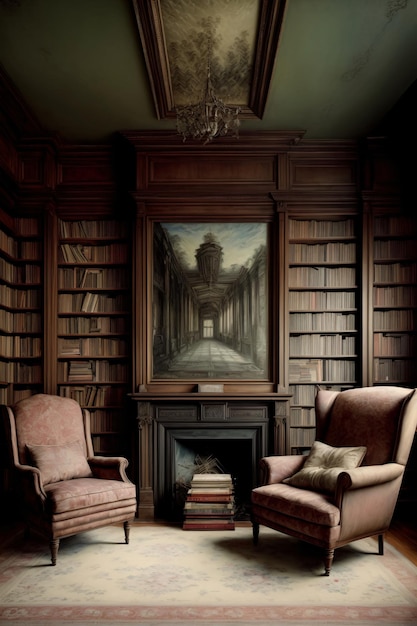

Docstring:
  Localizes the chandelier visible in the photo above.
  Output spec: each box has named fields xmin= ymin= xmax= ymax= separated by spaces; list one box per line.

xmin=176 ymin=39 xmax=241 ymax=144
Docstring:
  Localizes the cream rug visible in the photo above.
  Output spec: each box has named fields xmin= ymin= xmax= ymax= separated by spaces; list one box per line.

xmin=0 ymin=522 xmax=416 ymax=625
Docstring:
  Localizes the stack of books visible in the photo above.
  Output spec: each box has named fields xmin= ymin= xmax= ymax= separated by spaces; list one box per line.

xmin=183 ymin=473 xmax=235 ymax=531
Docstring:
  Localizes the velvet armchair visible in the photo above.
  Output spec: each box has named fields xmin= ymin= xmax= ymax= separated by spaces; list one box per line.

xmin=251 ymin=386 xmax=417 ymax=575
xmin=1 ymin=393 xmax=137 ymax=565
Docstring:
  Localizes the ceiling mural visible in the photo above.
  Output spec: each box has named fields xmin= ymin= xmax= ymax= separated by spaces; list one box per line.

xmin=132 ymin=0 xmax=287 ymax=119
xmin=160 ymin=0 xmax=260 ymax=106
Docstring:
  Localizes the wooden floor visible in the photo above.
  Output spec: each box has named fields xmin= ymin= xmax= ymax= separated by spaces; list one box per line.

xmin=386 ymin=506 xmax=417 ymax=566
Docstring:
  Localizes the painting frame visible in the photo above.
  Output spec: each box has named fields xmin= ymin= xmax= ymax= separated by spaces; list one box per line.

xmin=150 ymin=220 xmax=271 ymax=384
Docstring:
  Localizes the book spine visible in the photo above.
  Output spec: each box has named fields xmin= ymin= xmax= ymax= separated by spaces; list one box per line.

xmin=183 ymin=522 xmax=235 ymax=531
xmin=184 ymin=512 xmax=235 ymax=517
xmin=186 ymin=495 xmax=234 ymax=503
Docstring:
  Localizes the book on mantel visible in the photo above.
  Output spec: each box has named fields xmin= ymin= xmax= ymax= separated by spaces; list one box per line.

xmin=183 ymin=473 xmax=235 ymax=531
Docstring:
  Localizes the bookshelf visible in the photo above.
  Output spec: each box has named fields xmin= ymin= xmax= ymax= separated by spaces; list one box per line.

xmin=287 ymin=216 xmax=359 ymax=452
xmin=372 ymin=213 xmax=417 ymax=386
xmin=0 ymin=213 xmax=43 ymax=404
xmin=57 ymin=219 xmax=131 ymax=456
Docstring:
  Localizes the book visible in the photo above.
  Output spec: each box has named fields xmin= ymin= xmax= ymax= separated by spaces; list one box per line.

xmin=184 ymin=501 xmax=234 ymax=509
xmin=186 ymin=494 xmax=234 ymax=503
xmin=184 ymin=512 xmax=235 ymax=518
xmin=183 ymin=520 xmax=235 ymax=531
xmin=187 ymin=487 xmax=233 ymax=494
xmin=191 ymin=473 xmax=233 ymax=484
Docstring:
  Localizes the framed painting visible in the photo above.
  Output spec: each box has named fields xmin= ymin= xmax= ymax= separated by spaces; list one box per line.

xmin=152 ymin=221 xmax=269 ymax=381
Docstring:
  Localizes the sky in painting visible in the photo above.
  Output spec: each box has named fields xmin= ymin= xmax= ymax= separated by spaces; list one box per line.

xmin=161 ymin=222 xmax=266 ymax=271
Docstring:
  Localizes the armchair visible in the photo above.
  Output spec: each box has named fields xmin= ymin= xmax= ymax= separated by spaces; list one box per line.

xmin=2 ymin=393 xmax=137 ymax=565
xmin=251 ymin=386 xmax=417 ymax=575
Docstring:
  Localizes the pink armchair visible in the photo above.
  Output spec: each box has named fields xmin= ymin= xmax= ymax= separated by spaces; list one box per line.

xmin=2 ymin=393 xmax=137 ymax=565
xmin=251 ymin=386 xmax=417 ymax=575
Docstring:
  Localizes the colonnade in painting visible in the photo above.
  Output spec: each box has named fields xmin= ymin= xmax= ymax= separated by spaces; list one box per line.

xmin=152 ymin=223 xmax=267 ymax=379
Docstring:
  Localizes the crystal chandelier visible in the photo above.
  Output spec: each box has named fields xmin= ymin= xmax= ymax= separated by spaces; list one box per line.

xmin=176 ymin=38 xmax=241 ymax=144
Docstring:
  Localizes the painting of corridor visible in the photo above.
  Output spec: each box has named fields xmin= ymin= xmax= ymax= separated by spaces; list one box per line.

xmin=152 ymin=222 xmax=268 ymax=379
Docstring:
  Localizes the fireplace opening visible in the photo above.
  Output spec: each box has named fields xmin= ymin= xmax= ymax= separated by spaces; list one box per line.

xmin=155 ymin=423 xmax=265 ymax=521
xmin=166 ymin=430 xmax=258 ymax=521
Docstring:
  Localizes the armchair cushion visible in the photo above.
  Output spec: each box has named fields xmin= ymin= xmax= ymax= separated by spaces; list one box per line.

xmin=283 ymin=440 xmax=367 ymax=493
xmin=26 ymin=440 xmax=93 ymax=485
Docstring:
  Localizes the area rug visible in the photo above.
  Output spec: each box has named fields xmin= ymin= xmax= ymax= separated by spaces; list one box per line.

xmin=0 ymin=523 xmax=416 ymax=626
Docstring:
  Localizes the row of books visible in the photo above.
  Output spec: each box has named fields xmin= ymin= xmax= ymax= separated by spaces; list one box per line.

xmin=374 ymin=216 xmax=416 ymax=237
xmin=58 ymin=384 xmax=126 ymax=406
xmin=374 ymin=310 xmax=416 ymax=330
xmin=0 ymin=336 xmax=42 ymax=358
xmin=0 ymin=362 xmax=41 ymax=383
xmin=58 ymin=337 xmax=128 ymax=356
xmin=59 ymin=219 xmax=128 ymax=239
xmin=58 ymin=316 xmax=127 ymax=334
xmin=289 ymin=359 xmax=356 ymax=383
xmin=0 ymin=311 xmax=41 ymax=333
xmin=0 ymin=284 xmax=40 ymax=308
xmin=58 ymin=293 xmax=127 ymax=313
xmin=289 ymin=290 xmax=356 ymax=310
xmin=289 ymin=406 xmax=316 ymax=426
xmin=58 ymin=360 xmax=128 ymax=383
xmin=0 ymin=258 xmax=41 ymax=283
xmin=289 ymin=218 xmax=355 ymax=238
xmin=59 ymin=267 xmax=129 ymax=289
xmin=290 ymin=428 xmax=316 ymax=448
xmin=374 ymin=239 xmax=416 ymax=258
xmin=290 ymin=384 xmax=347 ymax=406
xmin=59 ymin=243 xmax=128 ymax=263
xmin=374 ymin=262 xmax=417 ymax=283
xmin=289 ymin=242 xmax=356 ymax=263
xmin=183 ymin=473 xmax=235 ymax=531
xmin=289 ymin=334 xmax=355 ymax=355
xmin=290 ymin=312 xmax=356 ymax=331
xmin=374 ymin=358 xmax=416 ymax=381
xmin=374 ymin=332 xmax=417 ymax=356
xmin=373 ymin=286 xmax=417 ymax=307
xmin=289 ymin=266 xmax=356 ymax=288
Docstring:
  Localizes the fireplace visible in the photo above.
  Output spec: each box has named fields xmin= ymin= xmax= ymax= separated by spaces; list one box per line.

xmin=130 ymin=393 xmax=291 ymax=521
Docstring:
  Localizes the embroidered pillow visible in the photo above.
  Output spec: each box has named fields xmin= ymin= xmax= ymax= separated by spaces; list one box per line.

xmin=26 ymin=440 xmax=92 ymax=485
xmin=283 ymin=440 xmax=367 ymax=493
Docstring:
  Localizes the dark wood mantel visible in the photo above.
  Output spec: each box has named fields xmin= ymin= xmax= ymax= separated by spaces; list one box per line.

xmin=130 ymin=392 xmax=291 ymax=520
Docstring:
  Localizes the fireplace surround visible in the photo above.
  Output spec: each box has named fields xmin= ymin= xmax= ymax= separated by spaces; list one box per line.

xmin=130 ymin=393 xmax=291 ymax=520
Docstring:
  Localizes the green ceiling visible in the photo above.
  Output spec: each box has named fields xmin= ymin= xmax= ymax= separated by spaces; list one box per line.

xmin=0 ymin=0 xmax=416 ymax=143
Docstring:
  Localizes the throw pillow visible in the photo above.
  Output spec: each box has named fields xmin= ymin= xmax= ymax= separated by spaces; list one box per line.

xmin=283 ymin=440 xmax=367 ymax=493
xmin=26 ymin=440 xmax=93 ymax=485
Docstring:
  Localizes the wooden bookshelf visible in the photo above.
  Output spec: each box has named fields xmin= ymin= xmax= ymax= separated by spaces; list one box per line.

xmin=57 ymin=218 xmax=131 ymax=456
xmin=0 ymin=213 xmax=43 ymax=404
xmin=287 ymin=215 xmax=359 ymax=452
xmin=372 ymin=213 xmax=417 ymax=386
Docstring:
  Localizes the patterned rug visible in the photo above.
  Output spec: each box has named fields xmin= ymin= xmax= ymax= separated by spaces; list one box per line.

xmin=0 ymin=523 xmax=416 ymax=625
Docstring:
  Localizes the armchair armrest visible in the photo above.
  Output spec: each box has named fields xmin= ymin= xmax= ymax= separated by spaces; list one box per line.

xmin=335 ymin=463 xmax=405 ymax=538
xmin=335 ymin=463 xmax=404 ymax=507
xmin=259 ymin=454 xmax=306 ymax=485
xmin=88 ymin=455 xmax=131 ymax=482
xmin=14 ymin=462 xmax=47 ymax=509
xmin=336 ymin=462 xmax=403 ymax=491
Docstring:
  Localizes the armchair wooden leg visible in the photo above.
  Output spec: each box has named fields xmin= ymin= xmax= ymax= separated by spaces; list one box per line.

xmin=378 ymin=533 xmax=384 ymax=555
xmin=124 ymin=520 xmax=130 ymax=544
xmin=50 ymin=539 xmax=59 ymax=566
xmin=324 ymin=548 xmax=334 ymax=576
xmin=252 ymin=521 xmax=259 ymax=546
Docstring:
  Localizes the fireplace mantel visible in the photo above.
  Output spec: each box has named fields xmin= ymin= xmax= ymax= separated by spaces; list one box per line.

xmin=130 ymin=392 xmax=291 ymax=520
